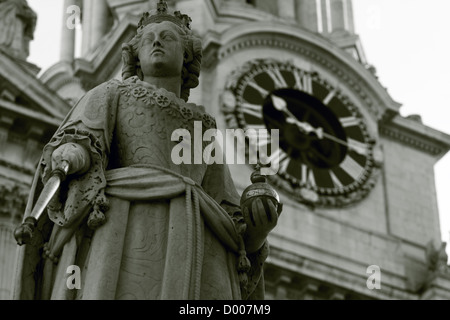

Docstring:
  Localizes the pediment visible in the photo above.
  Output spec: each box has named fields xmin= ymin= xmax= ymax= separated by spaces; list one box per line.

xmin=0 ymin=48 xmax=70 ymax=121
xmin=74 ymin=13 xmax=139 ymax=91
xmin=106 ymin=0 xmax=149 ymax=21
xmin=0 ymin=50 xmax=70 ymax=178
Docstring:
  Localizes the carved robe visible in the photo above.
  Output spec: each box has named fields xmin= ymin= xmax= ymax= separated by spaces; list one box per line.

xmin=13 ymin=76 xmax=267 ymax=300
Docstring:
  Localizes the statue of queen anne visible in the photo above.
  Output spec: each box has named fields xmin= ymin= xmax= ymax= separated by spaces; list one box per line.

xmin=13 ymin=0 xmax=279 ymax=300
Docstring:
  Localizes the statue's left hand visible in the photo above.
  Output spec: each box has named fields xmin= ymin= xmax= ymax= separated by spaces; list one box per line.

xmin=242 ymin=197 xmax=279 ymax=253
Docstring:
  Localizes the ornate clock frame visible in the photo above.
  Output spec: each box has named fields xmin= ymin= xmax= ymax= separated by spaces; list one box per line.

xmin=220 ymin=58 xmax=381 ymax=207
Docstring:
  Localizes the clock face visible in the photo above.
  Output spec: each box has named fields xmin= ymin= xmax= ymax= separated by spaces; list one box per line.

xmin=222 ymin=59 xmax=377 ymax=206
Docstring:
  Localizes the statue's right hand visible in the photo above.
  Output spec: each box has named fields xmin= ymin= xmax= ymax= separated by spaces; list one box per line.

xmin=51 ymin=143 xmax=91 ymax=175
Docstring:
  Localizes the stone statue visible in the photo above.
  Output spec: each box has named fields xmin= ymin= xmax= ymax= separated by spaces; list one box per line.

xmin=13 ymin=0 xmax=279 ymax=300
xmin=426 ymin=241 xmax=449 ymax=276
xmin=0 ymin=0 xmax=37 ymax=60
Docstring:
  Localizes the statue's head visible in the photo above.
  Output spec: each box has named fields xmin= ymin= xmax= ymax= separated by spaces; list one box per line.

xmin=122 ymin=0 xmax=202 ymax=101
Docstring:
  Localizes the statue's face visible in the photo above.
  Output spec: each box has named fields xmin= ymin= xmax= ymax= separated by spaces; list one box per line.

xmin=138 ymin=21 xmax=185 ymax=78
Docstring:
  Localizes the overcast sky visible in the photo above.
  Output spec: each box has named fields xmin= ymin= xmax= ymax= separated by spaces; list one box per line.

xmin=26 ymin=0 xmax=450 ymax=251
xmin=352 ymin=0 xmax=450 ymax=252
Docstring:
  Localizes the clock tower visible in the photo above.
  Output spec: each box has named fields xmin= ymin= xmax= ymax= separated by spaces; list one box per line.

xmin=1 ymin=0 xmax=450 ymax=299
xmin=193 ymin=0 xmax=450 ymax=299
xmin=200 ymin=0 xmax=450 ymax=299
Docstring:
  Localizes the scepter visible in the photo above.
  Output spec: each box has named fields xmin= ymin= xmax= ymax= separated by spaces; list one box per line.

xmin=13 ymin=160 xmax=70 ymax=245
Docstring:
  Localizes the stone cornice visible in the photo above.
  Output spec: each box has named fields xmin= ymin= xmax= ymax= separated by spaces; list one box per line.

xmin=106 ymin=0 xmax=148 ymax=21
xmin=0 ymin=47 xmax=41 ymax=76
xmin=202 ymin=21 xmax=401 ymax=121
xmin=0 ymin=50 xmax=70 ymax=118
xmin=0 ymin=100 xmax=55 ymax=176
xmin=421 ymin=275 xmax=450 ymax=299
xmin=207 ymin=0 xmax=274 ymax=24
xmin=0 ymin=158 xmax=35 ymax=177
xmin=264 ymin=263 xmax=373 ymax=300
xmin=39 ymin=61 xmax=84 ymax=93
xmin=267 ymin=243 xmax=419 ymax=300
xmin=0 ymin=98 xmax=62 ymax=128
xmin=380 ymin=115 xmax=450 ymax=159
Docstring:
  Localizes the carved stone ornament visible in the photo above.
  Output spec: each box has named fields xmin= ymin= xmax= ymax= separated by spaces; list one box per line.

xmin=0 ymin=183 xmax=28 ymax=223
xmin=426 ymin=241 xmax=450 ymax=277
xmin=0 ymin=0 xmax=37 ymax=60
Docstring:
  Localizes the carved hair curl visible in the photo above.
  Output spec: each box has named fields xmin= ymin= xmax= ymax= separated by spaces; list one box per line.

xmin=122 ymin=22 xmax=202 ymax=102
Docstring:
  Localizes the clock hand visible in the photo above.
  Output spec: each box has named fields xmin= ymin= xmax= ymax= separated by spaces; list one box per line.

xmin=314 ymin=129 xmax=368 ymax=156
xmin=286 ymin=117 xmax=324 ymax=138
xmin=300 ymin=124 xmax=367 ymax=156
xmin=271 ymin=95 xmax=367 ymax=156
xmin=271 ymin=95 xmax=295 ymax=117
xmin=286 ymin=117 xmax=350 ymax=151
xmin=272 ymin=95 xmax=324 ymax=137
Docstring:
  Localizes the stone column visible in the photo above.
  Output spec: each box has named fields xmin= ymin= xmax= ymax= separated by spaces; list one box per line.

xmin=324 ymin=0 xmax=355 ymax=34
xmin=81 ymin=0 xmax=93 ymax=56
xmin=90 ymin=0 xmax=110 ymax=49
xmin=81 ymin=0 xmax=109 ymax=55
xmin=277 ymin=0 xmax=296 ymax=20
xmin=60 ymin=0 xmax=79 ymax=62
xmin=322 ymin=0 xmax=331 ymax=33
xmin=344 ymin=0 xmax=355 ymax=33
xmin=296 ymin=0 xmax=320 ymax=32
xmin=0 ymin=223 xmax=17 ymax=299
xmin=0 ymin=181 xmax=29 ymax=299
xmin=330 ymin=0 xmax=343 ymax=30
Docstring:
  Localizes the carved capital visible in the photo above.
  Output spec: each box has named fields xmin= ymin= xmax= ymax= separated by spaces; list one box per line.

xmin=425 ymin=241 xmax=450 ymax=279
xmin=0 ymin=183 xmax=28 ymax=223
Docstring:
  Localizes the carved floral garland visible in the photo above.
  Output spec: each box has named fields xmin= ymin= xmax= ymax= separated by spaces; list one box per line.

xmin=119 ymin=76 xmax=216 ymax=129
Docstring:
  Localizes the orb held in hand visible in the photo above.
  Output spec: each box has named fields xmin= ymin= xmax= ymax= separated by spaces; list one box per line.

xmin=240 ymin=167 xmax=283 ymax=225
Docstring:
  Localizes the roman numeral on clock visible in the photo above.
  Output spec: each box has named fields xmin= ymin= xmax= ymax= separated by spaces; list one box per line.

xmin=329 ymin=170 xmax=344 ymax=188
xmin=323 ymin=89 xmax=337 ymax=105
xmin=241 ymin=102 xmax=263 ymax=119
xmin=293 ymin=70 xmax=313 ymax=94
xmin=266 ymin=68 xmax=288 ymax=89
xmin=300 ymin=164 xmax=316 ymax=188
xmin=265 ymin=148 xmax=290 ymax=175
xmin=339 ymin=116 xmax=360 ymax=128
xmin=247 ymin=79 xmax=269 ymax=98
xmin=347 ymin=138 xmax=370 ymax=156
xmin=339 ymin=154 xmax=364 ymax=180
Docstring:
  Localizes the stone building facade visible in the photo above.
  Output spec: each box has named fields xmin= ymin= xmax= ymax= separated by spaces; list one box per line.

xmin=1 ymin=0 xmax=450 ymax=299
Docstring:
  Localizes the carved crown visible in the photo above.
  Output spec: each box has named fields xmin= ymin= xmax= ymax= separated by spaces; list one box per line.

xmin=138 ymin=0 xmax=192 ymax=32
